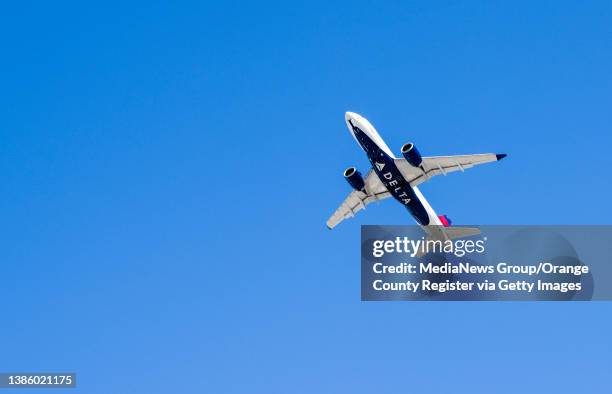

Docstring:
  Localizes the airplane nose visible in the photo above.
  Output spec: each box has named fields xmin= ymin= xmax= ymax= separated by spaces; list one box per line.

xmin=345 ymin=111 xmax=358 ymax=122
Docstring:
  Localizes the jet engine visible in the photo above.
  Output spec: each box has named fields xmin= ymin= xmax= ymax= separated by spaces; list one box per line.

xmin=401 ymin=142 xmax=422 ymax=167
xmin=344 ymin=167 xmax=365 ymax=191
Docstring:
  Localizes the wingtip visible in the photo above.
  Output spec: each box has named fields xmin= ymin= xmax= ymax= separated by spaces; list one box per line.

xmin=496 ymin=153 xmax=507 ymax=161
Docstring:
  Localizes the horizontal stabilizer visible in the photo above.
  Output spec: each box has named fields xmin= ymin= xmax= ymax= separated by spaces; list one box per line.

xmin=443 ymin=226 xmax=481 ymax=240
xmin=414 ymin=226 xmax=482 ymax=257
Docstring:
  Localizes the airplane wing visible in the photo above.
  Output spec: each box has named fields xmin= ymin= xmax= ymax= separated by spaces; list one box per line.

xmin=326 ymin=169 xmax=391 ymax=229
xmin=394 ymin=153 xmax=506 ymax=187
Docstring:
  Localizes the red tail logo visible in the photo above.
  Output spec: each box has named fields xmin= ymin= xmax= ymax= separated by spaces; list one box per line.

xmin=438 ymin=215 xmax=452 ymax=227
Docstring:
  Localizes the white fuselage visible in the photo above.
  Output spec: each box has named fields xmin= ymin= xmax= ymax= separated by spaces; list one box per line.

xmin=344 ymin=111 xmax=445 ymax=230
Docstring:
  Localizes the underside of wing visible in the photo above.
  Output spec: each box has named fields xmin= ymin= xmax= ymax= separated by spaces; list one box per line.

xmin=326 ymin=169 xmax=391 ymax=229
xmin=395 ymin=153 xmax=506 ymax=187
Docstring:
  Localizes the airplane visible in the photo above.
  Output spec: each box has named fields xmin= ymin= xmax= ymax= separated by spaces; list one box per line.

xmin=327 ymin=111 xmax=506 ymax=242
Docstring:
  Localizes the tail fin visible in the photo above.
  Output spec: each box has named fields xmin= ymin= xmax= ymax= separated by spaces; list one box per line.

xmin=438 ymin=215 xmax=452 ymax=227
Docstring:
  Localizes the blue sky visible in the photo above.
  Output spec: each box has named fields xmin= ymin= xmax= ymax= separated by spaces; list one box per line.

xmin=1 ymin=1 xmax=611 ymax=392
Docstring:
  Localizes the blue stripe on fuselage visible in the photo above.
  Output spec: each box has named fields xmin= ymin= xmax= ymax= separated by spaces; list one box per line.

xmin=351 ymin=125 xmax=430 ymax=225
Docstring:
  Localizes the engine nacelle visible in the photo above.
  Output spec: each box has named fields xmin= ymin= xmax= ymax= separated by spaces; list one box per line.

xmin=401 ymin=142 xmax=422 ymax=167
xmin=344 ymin=167 xmax=365 ymax=191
